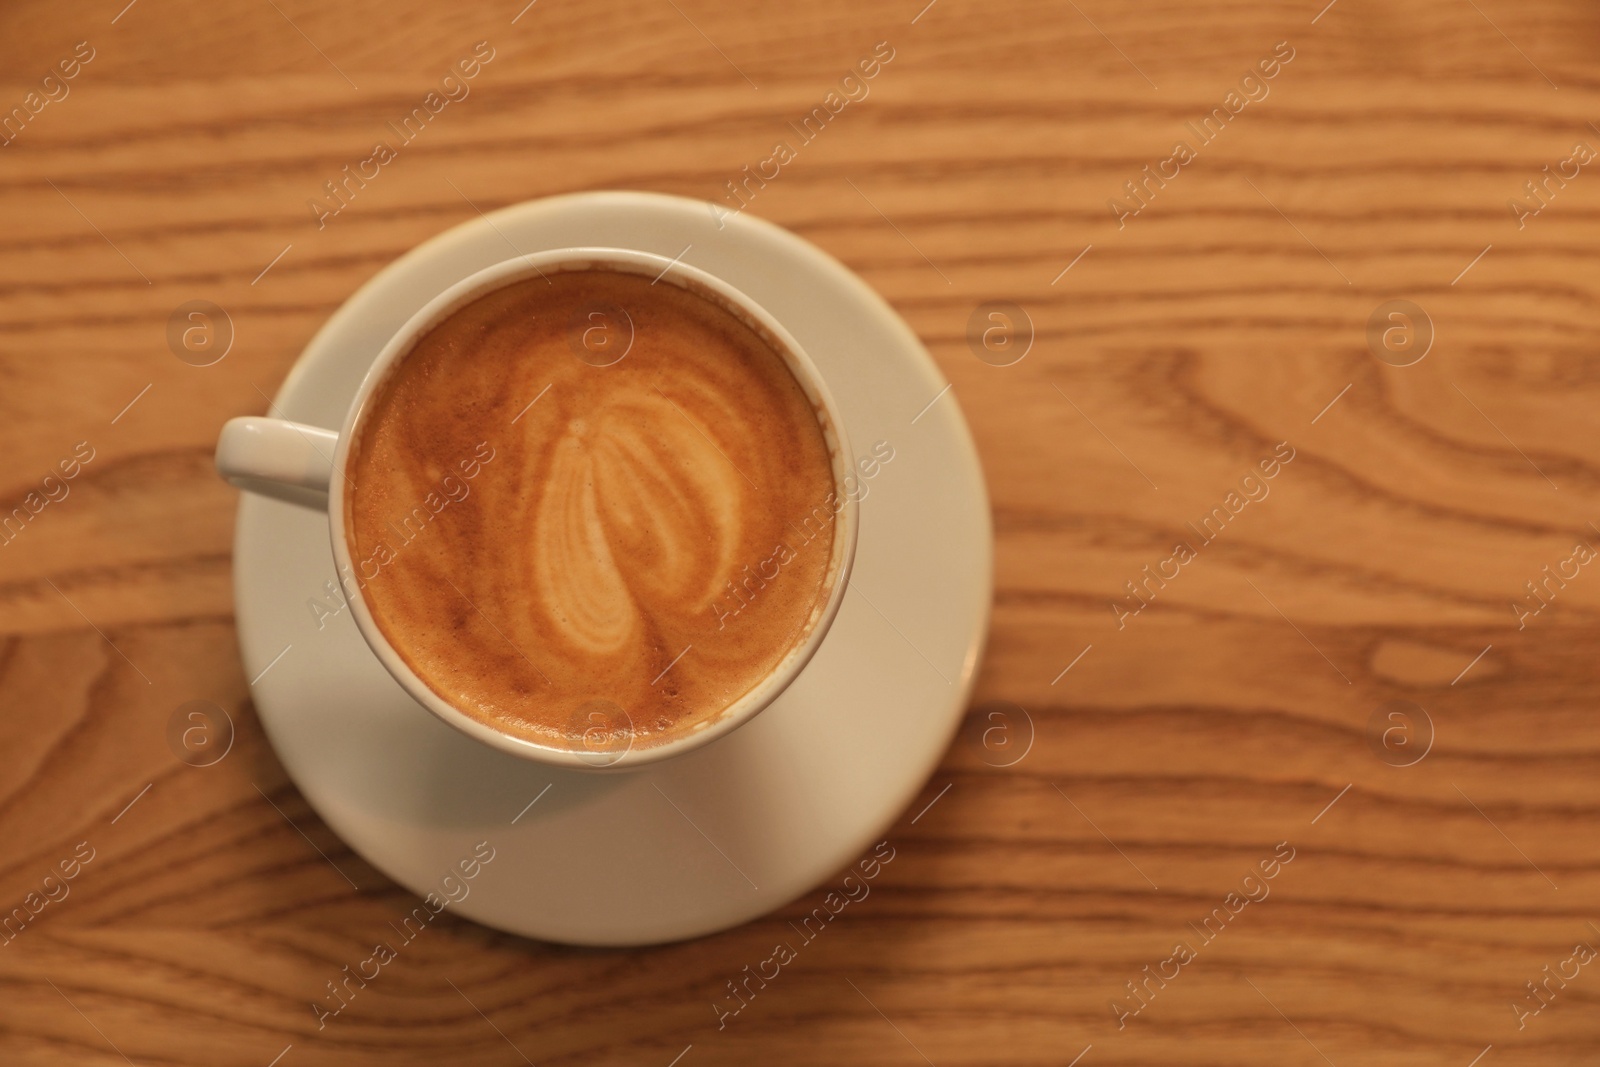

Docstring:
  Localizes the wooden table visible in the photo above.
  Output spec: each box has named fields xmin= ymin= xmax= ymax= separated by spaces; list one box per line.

xmin=3 ymin=0 xmax=1596 ymax=1062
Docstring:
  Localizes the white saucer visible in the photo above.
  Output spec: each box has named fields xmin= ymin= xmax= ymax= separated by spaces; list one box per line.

xmin=234 ymin=191 xmax=992 ymax=945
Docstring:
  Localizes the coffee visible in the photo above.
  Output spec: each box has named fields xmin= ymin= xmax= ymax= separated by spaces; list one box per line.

xmin=345 ymin=269 xmax=840 ymax=751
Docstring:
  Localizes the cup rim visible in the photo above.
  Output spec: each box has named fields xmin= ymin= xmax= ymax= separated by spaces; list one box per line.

xmin=325 ymin=247 xmax=859 ymax=770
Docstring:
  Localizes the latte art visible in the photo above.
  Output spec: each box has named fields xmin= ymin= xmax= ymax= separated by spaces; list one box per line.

xmin=346 ymin=270 xmax=839 ymax=749
xmin=537 ymin=387 xmax=745 ymax=654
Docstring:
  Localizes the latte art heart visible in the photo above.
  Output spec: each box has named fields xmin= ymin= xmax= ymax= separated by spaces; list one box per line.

xmin=534 ymin=389 xmax=746 ymax=656
xmin=347 ymin=269 xmax=838 ymax=750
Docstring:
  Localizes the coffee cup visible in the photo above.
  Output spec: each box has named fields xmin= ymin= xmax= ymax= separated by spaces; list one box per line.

xmin=216 ymin=247 xmax=859 ymax=770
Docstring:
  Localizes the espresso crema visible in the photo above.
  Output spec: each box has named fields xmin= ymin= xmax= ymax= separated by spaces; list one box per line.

xmin=345 ymin=269 xmax=839 ymax=750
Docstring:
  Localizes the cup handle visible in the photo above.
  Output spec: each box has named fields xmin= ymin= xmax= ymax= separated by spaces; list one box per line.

xmin=215 ymin=416 xmax=340 ymax=500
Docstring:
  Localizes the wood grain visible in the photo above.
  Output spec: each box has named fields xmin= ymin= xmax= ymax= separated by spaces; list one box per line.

xmin=3 ymin=0 xmax=1600 ymax=1062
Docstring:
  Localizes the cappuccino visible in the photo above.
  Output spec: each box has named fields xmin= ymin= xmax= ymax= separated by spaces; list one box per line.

xmin=346 ymin=269 xmax=839 ymax=751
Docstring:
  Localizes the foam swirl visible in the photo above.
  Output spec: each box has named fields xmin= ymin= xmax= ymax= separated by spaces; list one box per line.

xmin=534 ymin=389 xmax=745 ymax=656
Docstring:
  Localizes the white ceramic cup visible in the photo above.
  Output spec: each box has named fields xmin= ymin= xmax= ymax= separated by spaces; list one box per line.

xmin=215 ymin=247 xmax=859 ymax=771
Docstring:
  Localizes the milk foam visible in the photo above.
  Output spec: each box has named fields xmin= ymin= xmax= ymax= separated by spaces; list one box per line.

xmin=347 ymin=269 xmax=837 ymax=749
